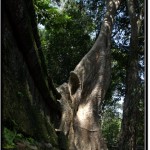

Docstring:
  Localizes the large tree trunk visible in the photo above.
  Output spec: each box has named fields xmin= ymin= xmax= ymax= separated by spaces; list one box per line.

xmin=119 ymin=0 xmax=143 ymax=149
xmin=4 ymin=0 xmax=61 ymax=115
xmin=57 ymin=0 xmax=121 ymax=149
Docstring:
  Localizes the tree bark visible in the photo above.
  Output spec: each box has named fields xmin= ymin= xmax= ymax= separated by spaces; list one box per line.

xmin=118 ymin=0 xmax=143 ymax=149
xmin=57 ymin=0 xmax=121 ymax=149
xmin=4 ymin=0 xmax=61 ymax=114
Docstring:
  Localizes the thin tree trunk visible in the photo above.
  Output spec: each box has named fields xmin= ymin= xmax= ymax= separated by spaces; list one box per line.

xmin=57 ymin=0 xmax=121 ymax=149
xmin=119 ymin=0 xmax=142 ymax=149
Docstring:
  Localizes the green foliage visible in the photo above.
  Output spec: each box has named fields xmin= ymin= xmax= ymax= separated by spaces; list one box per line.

xmin=101 ymin=104 xmax=122 ymax=148
xmin=34 ymin=0 xmax=144 ymax=147
xmin=3 ymin=127 xmax=39 ymax=149
xmin=35 ymin=0 xmax=95 ymax=84
xmin=3 ymin=127 xmax=16 ymax=149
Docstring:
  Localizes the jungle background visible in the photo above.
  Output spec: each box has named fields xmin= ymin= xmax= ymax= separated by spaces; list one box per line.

xmin=2 ymin=0 xmax=144 ymax=149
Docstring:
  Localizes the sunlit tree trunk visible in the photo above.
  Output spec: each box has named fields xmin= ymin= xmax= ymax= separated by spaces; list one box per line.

xmin=57 ymin=0 xmax=121 ymax=149
xmin=119 ymin=0 xmax=143 ymax=149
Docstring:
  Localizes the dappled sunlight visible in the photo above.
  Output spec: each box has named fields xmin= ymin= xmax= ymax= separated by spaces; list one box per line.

xmin=3 ymin=0 xmax=144 ymax=149
xmin=114 ymin=0 xmax=121 ymax=9
xmin=76 ymin=102 xmax=92 ymax=124
xmin=76 ymin=101 xmax=99 ymax=131
xmin=108 ymin=0 xmax=121 ymax=9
